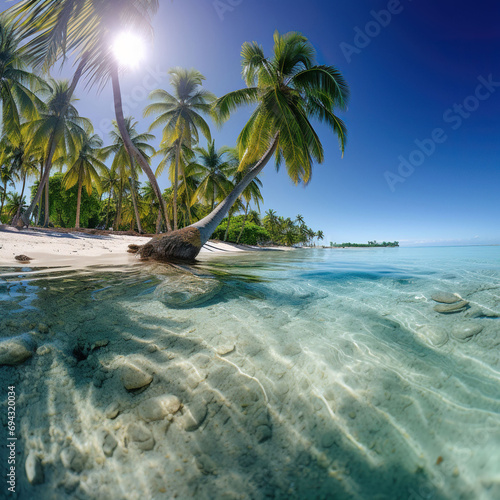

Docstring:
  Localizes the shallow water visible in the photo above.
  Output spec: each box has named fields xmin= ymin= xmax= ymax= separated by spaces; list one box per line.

xmin=1 ymin=247 xmax=499 ymax=499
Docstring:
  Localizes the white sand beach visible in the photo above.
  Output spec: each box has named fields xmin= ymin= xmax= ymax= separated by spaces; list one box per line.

xmin=0 ymin=225 xmax=289 ymax=267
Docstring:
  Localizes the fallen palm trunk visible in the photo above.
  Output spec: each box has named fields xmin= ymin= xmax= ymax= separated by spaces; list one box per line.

xmin=130 ymin=136 xmax=279 ymax=262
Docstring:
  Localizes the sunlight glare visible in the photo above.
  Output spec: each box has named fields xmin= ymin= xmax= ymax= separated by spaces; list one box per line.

xmin=113 ymin=32 xmax=146 ymax=68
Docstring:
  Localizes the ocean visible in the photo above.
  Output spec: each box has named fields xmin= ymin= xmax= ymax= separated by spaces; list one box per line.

xmin=1 ymin=246 xmax=499 ymax=499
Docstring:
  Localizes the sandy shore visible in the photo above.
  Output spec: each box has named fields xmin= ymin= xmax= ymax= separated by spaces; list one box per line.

xmin=0 ymin=225 xmax=288 ymax=267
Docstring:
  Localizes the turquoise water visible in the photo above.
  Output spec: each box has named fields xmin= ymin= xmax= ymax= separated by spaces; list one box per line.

xmin=1 ymin=247 xmax=499 ymax=499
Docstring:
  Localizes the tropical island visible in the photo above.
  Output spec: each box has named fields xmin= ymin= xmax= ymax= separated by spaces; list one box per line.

xmin=0 ymin=2 xmax=345 ymax=263
xmin=327 ymin=241 xmax=399 ymax=248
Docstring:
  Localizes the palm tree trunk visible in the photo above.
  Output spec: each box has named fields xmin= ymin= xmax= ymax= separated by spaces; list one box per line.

xmin=115 ymin=182 xmax=123 ymax=230
xmin=105 ymin=189 xmax=112 ymax=229
xmin=36 ymin=162 xmax=44 ymax=225
xmin=155 ymin=208 xmax=162 ymax=234
xmin=236 ymin=201 xmax=249 ymax=244
xmin=224 ymin=209 xmax=233 ymax=242
xmin=43 ymin=179 xmax=50 ymax=227
xmin=173 ymin=138 xmax=181 ymax=230
xmin=135 ymin=135 xmax=279 ymax=261
xmin=75 ymin=175 xmax=82 ymax=229
xmin=0 ymin=181 xmax=8 ymax=219
xmin=14 ymin=173 xmax=26 ymax=221
xmin=129 ymin=175 xmax=143 ymax=233
xmin=18 ymin=59 xmax=87 ymax=227
xmin=110 ymin=63 xmax=171 ymax=232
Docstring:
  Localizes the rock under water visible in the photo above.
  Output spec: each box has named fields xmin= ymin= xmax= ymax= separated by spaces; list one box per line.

xmin=434 ymin=300 xmax=469 ymax=314
xmin=153 ymin=273 xmax=222 ymax=308
xmin=0 ymin=334 xmax=35 ymax=366
xmin=431 ymin=292 xmax=463 ymax=304
xmin=451 ymin=323 xmax=484 ymax=341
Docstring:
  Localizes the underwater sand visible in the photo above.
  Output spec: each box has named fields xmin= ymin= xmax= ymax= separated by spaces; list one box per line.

xmin=0 ymin=246 xmax=499 ymax=499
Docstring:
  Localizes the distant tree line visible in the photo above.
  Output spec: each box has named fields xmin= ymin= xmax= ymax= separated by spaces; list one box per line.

xmin=328 ymin=241 xmax=399 ymax=248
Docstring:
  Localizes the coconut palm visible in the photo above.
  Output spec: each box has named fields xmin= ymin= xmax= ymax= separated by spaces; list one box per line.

xmin=154 ymin=140 xmax=197 ymax=227
xmin=3 ymin=191 xmax=27 ymax=219
xmin=101 ymin=167 xmax=120 ymax=230
xmin=0 ymin=157 xmax=18 ymax=220
xmin=101 ymin=118 xmax=155 ymax=233
xmin=141 ymin=181 xmax=161 ymax=233
xmin=190 ymin=141 xmax=236 ymax=212
xmin=62 ymin=128 xmax=107 ymax=228
xmin=15 ymin=79 xmax=90 ymax=226
xmin=7 ymin=0 xmax=169 ymax=228
xmin=136 ymin=31 xmax=348 ymax=261
xmin=0 ymin=15 xmax=45 ymax=138
xmin=144 ymin=68 xmax=215 ymax=230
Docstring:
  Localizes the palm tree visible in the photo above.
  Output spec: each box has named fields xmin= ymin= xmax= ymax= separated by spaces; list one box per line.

xmin=136 ymin=31 xmax=348 ymax=261
xmin=0 ymin=15 xmax=44 ymax=139
xmin=101 ymin=167 xmax=119 ymax=230
xmin=316 ymin=230 xmax=324 ymax=245
xmin=0 ymin=158 xmax=18 ymax=220
xmin=191 ymin=141 xmax=236 ymax=211
xmin=144 ymin=68 xmax=215 ymax=230
xmin=3 ymin=191 xmax=27 ymax=219
xmin=141 ymin=181 xmax=161 ymax=233
xmin=62 ymin=128 xmax=107 ymax=228
xmin=154 ymin=141 xmax=196 ymax=227
xmin=7 ymin=0 xmax=169 ymax=228
xmin=101 ymin=118 xmax=155 ymax=233
xmin=15 ymin=79 xmax=90 ymax=226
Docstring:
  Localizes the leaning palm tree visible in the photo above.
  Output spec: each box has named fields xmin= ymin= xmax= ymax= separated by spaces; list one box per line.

xmin=7 ymin=0 xmax=169 ymax=228
xmin=101 ymin=119 xmax=155 ymax=233
xmin=15 ymin=79 xmax=90 ymax=226
xmin=62 ymin=128 xmax=107 ymax=228
xmin=144 ymin=68 xmax=215 ymax=230
xmin=135 ymin=31 xmax=348 ymax=261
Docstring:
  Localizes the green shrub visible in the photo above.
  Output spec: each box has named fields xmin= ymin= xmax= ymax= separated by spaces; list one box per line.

xmin=212 ymin=220 xmax=270 ymax=245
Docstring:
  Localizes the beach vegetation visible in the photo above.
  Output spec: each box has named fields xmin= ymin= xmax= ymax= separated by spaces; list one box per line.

xmin=31 ymin=172 xmax=101 ymax=228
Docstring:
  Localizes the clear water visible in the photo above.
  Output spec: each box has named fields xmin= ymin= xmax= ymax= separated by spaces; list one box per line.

xmin=1 ymin=247 xmax=499 ymax=499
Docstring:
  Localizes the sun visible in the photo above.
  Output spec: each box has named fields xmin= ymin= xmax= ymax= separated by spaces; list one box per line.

xmin=112 ymin=32 xmax=146 ymax=68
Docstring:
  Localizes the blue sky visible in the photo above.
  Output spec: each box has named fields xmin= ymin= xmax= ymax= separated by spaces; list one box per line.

xmin=4 ymin=0 xmax=500 ymax=245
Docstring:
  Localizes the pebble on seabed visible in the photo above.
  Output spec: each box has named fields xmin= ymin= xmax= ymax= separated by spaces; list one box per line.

xmin=451 ymin=323 xmax=484 ymax=341
xmin=431 ymin=292 xmax=463 ymax=304
xmin=433 ymin=300 xmax=469 ymax=314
